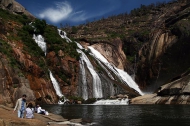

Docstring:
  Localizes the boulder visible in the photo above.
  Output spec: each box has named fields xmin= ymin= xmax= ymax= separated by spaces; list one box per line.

xmin=0 ymin=0 xmax=13 ymax=8
xmin=131 ymin=74 xmax=190 ymax=104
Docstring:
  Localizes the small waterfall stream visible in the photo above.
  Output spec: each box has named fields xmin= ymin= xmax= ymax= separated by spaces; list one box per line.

xmin=58 ymin=29 xmax=72 ymax=42
xmin=49 ymin=70 xmax=66 ymax=104
xmin=33 ymin=34 xmax=47 ymax=55
xmin=49 ymin=70 xmax=63 ymax=97
xmin=33 ymin=33 xmax=66 ymax=104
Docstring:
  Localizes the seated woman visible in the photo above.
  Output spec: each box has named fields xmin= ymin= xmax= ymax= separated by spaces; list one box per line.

xmin=25 ymin=103 xmax=34 ymax=119
xmin=36 ymin=105 xmax=47 ymax=115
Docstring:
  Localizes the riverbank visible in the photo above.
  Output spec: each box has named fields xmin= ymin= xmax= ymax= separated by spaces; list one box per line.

xmin=0 ymin=105 xmax=83 ymax=126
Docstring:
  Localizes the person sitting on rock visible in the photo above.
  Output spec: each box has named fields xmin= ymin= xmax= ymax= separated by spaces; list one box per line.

xmin=36 ymin=105 xmax=47 ymax=115
xmin=25 ymin=102 xmax=34 ymax=119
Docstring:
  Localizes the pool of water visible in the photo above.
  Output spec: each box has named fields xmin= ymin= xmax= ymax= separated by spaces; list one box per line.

xmin=43 ymin=104 xmax=190 ymax=126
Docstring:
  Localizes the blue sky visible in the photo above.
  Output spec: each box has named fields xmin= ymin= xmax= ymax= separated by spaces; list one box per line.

xmin=16 ymin=0 xmax=171 ymax=27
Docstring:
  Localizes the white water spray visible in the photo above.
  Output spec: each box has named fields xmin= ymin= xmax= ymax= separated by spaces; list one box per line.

xmin=94 ymin=99 xmax=129 ymax=105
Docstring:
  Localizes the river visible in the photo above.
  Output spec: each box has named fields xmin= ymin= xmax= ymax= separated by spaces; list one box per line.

xmin=43 ymin=104 xmax=190 ymax=126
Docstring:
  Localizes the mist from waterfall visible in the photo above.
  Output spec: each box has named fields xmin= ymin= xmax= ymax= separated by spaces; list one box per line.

xmin=88 ymin=46 xmax=144 ymax=95
xmin=77 ymin=49 xmax=103 ymax=99
xmin=33 ymin=34 xmax=47 ymax=55
xmin=93 ymin=99 xmax=129 ymax=105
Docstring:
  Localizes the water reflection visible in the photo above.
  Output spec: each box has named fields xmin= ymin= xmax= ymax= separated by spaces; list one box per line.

xmin=44 ymin=105 xmax=190 ymax=126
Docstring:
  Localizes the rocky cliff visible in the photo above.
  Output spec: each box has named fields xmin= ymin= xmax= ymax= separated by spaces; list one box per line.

xmin=1 ymin=0 xmax=190 ymax=106
xmin=0 ymin=0 xmax=34 ymax=18
xmin=131 ymin=70 xmax=190 ymax=104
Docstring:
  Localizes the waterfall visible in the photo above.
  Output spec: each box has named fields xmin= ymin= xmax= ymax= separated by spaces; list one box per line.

xmin=49 ymin=70 xmax=66 ymax=104
xmin=91 ymin=54 xmax=115 ymax=80
xmin=32 ymin=34 xmax=47 ymax=55
xmin=79 ymin=58 xmax=88 ymax=100
xmin=88 ymin=46 xmax=144 ymax=95
xmin=57 ymin=30 xmax=103 ymax=99
xmin=49 ymin=70 xmax=63 ymax=97
xmin=58 ymin=29 xmax=72 ymax=42
xmin=32 ymin=32 xmax=66 ymax=103
xmin=77 ymin=49 xmax=103 ymax=98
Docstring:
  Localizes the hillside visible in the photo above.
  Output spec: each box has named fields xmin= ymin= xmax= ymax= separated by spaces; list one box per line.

xmin=0 ymin=0 xmax=190 ymax=106
xmin=0 ymin=0 xmax=141 ymax=106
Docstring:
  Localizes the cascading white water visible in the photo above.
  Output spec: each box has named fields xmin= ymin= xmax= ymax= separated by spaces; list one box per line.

xmin=92 ymin=55 xmax=115 ymax=80
xmin=88 ymin=46 xmax=144 ymax=95
xmin=49 ymin=70 xmax=63 ymax=97
xmin=77 ymin=49 xmax=103 ymax=98
xmin=93 ymin=99 xmax=129 ymax=105
xmin=32 ymin=32 xmax=65 ymax=103
xmin=32 ymin=34 xmax=47 ymax=55
xmin=49 ymin=70 xmax=66 ymax=104
xmin=79 ymin=59 xmax=88 ymax=100
xmin=57 ymin=30 xmax=103 ymax=99
xmin=58 ymin=29 xmax=72 ymax=42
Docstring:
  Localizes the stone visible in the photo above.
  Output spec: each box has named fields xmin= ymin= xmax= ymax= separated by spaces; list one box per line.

xmin=70 ymin=118 xmax=82 ymax=123
xmin=182 ymin=81 xmax=190 ymax=94
xmin=0 ymin=0 xmax=13 ymax=8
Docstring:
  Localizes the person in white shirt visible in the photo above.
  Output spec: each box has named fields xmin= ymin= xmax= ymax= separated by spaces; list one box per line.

xmin=36 ymin=105 xmax=46 ymax=115
xmin=25 ymin=103 xmax=34 ymax=119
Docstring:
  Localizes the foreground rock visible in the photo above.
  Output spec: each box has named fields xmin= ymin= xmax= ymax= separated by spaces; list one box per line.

xmin=131 ymin=73 xmax=190 ymax=104
xmin=0 ymin=105 xmax=84 ymax=126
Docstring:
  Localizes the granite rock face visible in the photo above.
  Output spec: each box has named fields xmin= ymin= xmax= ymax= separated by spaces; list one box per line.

xmin=0 ymin=0 xmax=34 ymax=18
xmin=131 ymin=73 xmax=190 ymax=104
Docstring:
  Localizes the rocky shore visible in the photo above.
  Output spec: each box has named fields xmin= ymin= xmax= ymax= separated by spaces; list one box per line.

xmin=0 ymin=105 xmax=85 ymax=126
xmin=131 ymin=73 xmax=190 ymax=104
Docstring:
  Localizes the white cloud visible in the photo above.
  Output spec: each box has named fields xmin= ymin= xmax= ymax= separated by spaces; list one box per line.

xmin=37 ymin=0 xmax=121 ymax=24
xmin=38 ymin=1 xmax=72 ymax=23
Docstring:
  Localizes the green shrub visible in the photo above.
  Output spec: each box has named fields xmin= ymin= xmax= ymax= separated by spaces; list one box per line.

xmin=0 ymin=40 xmax=18 ymax=67
xmin=68 ymin=96 xmax=84 ymax=101
xmin=33 ymin=19 xmax=46 ymax=34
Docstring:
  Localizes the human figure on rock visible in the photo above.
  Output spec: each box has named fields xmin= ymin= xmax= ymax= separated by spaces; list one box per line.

xmin=25 ymin=102 xmax=34 ymax=119
xmin=13 ymin=94 xmax=27 ymax=118
xmin=36 ymin=105 xmax=48 ymax=115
